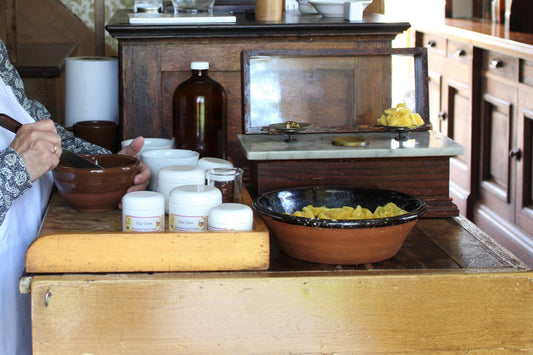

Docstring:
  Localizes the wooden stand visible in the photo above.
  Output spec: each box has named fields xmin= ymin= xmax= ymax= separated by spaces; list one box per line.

xmin=26 ymin=214 xmax=533 ymax=353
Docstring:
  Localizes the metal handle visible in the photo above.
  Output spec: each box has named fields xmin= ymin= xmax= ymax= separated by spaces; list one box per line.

xmin=438 ymin=111 xmax=447 ymax=121
xmin=426 ymin=40 xmax=436 ymax=48
xmin=509 ymin=148 xmax=522 ymax=161
xmin=0 ymin=113 xmax=22 ymax=133
xmin=489 ymin=58 xmax=504 ymax=70
xmin=454 ymin=49 xmax=466 ymax=57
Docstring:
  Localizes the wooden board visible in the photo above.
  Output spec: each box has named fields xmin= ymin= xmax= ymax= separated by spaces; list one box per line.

xmin=26 ymin=188 xmax=270 ymax=273
xmin=27 ymin=213 xmax=533 ymax=352
xmin=30 ymin=271 xmax=533 ymax=353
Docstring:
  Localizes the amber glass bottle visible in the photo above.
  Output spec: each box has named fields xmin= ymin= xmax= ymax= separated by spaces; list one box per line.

xmin=172 ymin=61 xmax=227 ymax=158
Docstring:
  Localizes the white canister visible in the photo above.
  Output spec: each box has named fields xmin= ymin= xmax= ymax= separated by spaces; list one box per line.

xmin=158 ymin=165 xmax=205 ymax=213
xmin=197 ymin=157 xmax=233 ymax=171
xmin=208 ymin=203 xmax=254 ymax=231
xmin=169 ymin=185 xmax=222 ymax=232
xmin=122 ymin=191 xmax=165 ymax=232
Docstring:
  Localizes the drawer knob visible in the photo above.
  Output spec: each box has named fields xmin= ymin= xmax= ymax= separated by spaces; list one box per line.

xmin=509 ymin=148 xmax=522 ymax=161
xmin=438 ymin=111 xmax=447 ymax=121
xmin=489 ymin=59 xmax=504 ymax=69
xmin=454 ymin=49 xmax=466 ymax=57
xmin=426 ymin=40 xmax=436 ymax=48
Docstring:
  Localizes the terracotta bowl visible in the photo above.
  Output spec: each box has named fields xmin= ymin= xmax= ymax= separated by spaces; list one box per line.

xmin=53 ymin=154 xmax=141 ymax=212
xmin=253 ymin=186 xmax=427 ymax=265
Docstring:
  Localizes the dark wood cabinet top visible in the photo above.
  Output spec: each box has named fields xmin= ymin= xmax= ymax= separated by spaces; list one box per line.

xmin=415 ymin=18 xmax=533 ymax=60
xmin=106 ymin=9 xmax=410 ymax=39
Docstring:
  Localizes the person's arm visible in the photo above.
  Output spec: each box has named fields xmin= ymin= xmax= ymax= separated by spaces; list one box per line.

xmin=0 ymin=147 xmax=32 ymax=225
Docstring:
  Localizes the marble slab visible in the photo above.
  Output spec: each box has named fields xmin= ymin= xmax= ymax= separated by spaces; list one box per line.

xmin=238 ymin=130 xmax=465 ymax=161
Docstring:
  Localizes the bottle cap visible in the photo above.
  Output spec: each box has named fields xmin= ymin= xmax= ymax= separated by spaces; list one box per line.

xmin=191 ymin=61 xmax=209 ymax=70
xmin=169 ymin=184 xmax=222 ymax=207
xmin=197 ymin=157 xmax=233 ymax=171
xmin=158 ymin=165 xmax=205 ymax=184
xmin=208 ymin=203 xmax=253 ymax=231
xmin=122 ymin=191 xmax=165 ymax=211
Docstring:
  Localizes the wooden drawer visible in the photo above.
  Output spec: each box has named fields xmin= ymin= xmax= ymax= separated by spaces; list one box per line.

xmin=482 ymin=50 xmax=519 ymax=82
xmin=520 ymin=58 xmax=533 ymax=87
xmin=447 ymin=40 xmax=473 ymax=64
xmin=419 ymin=32 xmax=446 ymax=57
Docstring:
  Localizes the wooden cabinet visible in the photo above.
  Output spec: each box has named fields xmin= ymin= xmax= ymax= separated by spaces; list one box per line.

xmin=415 ymin=31 xmax=478 ymax=218
xmin=415 ymin=19 xmax=533 ymax=266
xmin=474 ymin=51 xmax=533 ymax=263
xmin=106 ymin=10 xmax=409 ymax=169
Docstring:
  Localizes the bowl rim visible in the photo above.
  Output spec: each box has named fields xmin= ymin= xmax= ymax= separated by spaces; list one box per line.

xmin=55 ymin=153 xmax=141 ymax=172
xmin=253 ymin=185 xmax=428 ymax=229
xmin=141 ymin=148 xmax=199 ymax=159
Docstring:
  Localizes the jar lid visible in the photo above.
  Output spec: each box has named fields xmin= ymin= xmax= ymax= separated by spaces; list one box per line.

xmin=169 ymin=184 xmax=221 ymax=206
xmin=122 ymin=191 xmax=165 ymax=211
xmin=197 ymin=157 xmax=233 ymax=171
xmin=206 ymin=167 xmax=243 ymax=182
xmin=191 ymin=61 xmax=209 ymax=70
xmin=208 ymin=203 xmax=253 ymax=226
xmin=158 ymin=165 xmax=205 ymax=184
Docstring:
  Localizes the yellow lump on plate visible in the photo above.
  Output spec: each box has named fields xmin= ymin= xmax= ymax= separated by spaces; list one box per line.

xmin=377 ymin=103 xmax=425 ymax=128
xmin=290 ymin=203 xmax=407 ymax=220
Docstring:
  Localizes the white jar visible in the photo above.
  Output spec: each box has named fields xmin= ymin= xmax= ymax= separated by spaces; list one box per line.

xmin=169 ymin=185 xmax=222 ymax=232
xmin=158 ymin=165 xmax=205 ymax=213
xmin=122 ymin=191 xmax=165 ymax=232
xmin=208 ymin=203 xmax=254 ymax=231
xmin=197 ymin=157 xmax=233 ymax=171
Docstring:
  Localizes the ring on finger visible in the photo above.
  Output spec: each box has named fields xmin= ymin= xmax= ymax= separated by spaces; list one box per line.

xmin=53 ymin=144 xmax=58 ymax=154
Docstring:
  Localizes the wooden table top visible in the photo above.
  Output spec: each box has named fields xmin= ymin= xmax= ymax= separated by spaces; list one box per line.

xmin=27 ymin=190 xmax=530 ymax=275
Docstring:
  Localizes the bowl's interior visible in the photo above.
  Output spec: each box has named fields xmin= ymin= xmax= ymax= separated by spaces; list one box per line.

xmin=57 ymin=154 xmax=139 ymax=171
xmin=253 ymin=186 xmax=427 ymax=229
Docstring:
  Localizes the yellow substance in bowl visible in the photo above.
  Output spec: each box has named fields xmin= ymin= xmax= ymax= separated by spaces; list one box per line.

xmin=291 ymin=202 xmax=408 ymax=220
xmin=377 ymin=103 xmax=425 ymax=128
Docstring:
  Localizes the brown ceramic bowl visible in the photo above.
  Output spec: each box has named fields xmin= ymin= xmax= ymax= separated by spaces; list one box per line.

xmin=253 ymin=186 xmax=427 ymax=265
xmin=73 ymin=120 xmax=119 ymax=152
xmin=53 ymin=154 xmax=141 ymax=212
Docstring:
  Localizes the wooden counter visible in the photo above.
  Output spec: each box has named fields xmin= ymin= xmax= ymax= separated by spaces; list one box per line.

xmin=413 ymin=18 xmax=533 ymax=267
xmin=415 ymin=18 xmax=533 ymax=60
xmin=26 ymin=192 xmax=533 ymax=353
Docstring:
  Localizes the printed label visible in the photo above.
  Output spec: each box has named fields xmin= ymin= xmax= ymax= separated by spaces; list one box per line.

xmin=124 ymin=215 xmax=164 ymax=232
xmin=169 ymin=213 xmax=207 ymax=232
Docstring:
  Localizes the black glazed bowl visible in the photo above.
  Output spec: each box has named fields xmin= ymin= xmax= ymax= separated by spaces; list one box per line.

xmin=253 ymin=186 xmax=427 ymax=264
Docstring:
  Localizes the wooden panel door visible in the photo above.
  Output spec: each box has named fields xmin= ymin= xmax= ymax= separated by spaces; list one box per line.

xmin=478 ymin=77 xmax=518 ymax=222
xmin=446 ymin=75 xmax=472 ymax=216
xmin=428 ymin=67 xmax=446 ymax=134
xmin=517 ymin=86 xmax=533 ymax=237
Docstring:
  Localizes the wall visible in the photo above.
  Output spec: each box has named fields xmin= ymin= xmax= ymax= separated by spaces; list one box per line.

xmin=58 ymin=0 xmax=134 ymax=51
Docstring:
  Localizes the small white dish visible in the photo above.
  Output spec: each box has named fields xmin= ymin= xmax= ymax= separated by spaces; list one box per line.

xmin=121 ymin=137 xmax=175 ymax=154
xmin=141 ymin=149 xmax=199 ymax=191
xmin=309 ymin=0 xmax=372 ymax=18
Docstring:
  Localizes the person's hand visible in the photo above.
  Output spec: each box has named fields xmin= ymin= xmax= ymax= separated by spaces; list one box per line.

xmin=118 ymin=136 xmax=151 ymax=193
xmin=9 ymin=119 xmax=62 ymax=182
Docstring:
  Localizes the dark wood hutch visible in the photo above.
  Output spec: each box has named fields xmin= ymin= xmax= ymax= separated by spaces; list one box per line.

xmin=106 ymin=9 xmax=410 ymax=169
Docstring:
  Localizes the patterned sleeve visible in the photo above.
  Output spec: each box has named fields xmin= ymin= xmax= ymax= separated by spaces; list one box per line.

xmin=0 ymin=39 xmax=111 ymax=224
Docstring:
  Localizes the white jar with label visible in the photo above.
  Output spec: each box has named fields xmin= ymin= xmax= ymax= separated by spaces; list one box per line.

xmin=158 ymin=165 xmax=205 ymax=213
xmin=169 ymin=184 xmax=222 ymax=232
xmin=122 ymin=191 xmax=165 ymax=232
xmin=208 ymin=203 xmax=254 ymax=231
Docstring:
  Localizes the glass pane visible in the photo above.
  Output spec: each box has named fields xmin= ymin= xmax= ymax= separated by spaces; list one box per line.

xmin=244 ymin=51 xmax=422 ymax=133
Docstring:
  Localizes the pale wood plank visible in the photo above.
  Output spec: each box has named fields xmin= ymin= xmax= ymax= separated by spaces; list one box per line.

xmin=31 ymin=271 xmax=533 ymax=353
